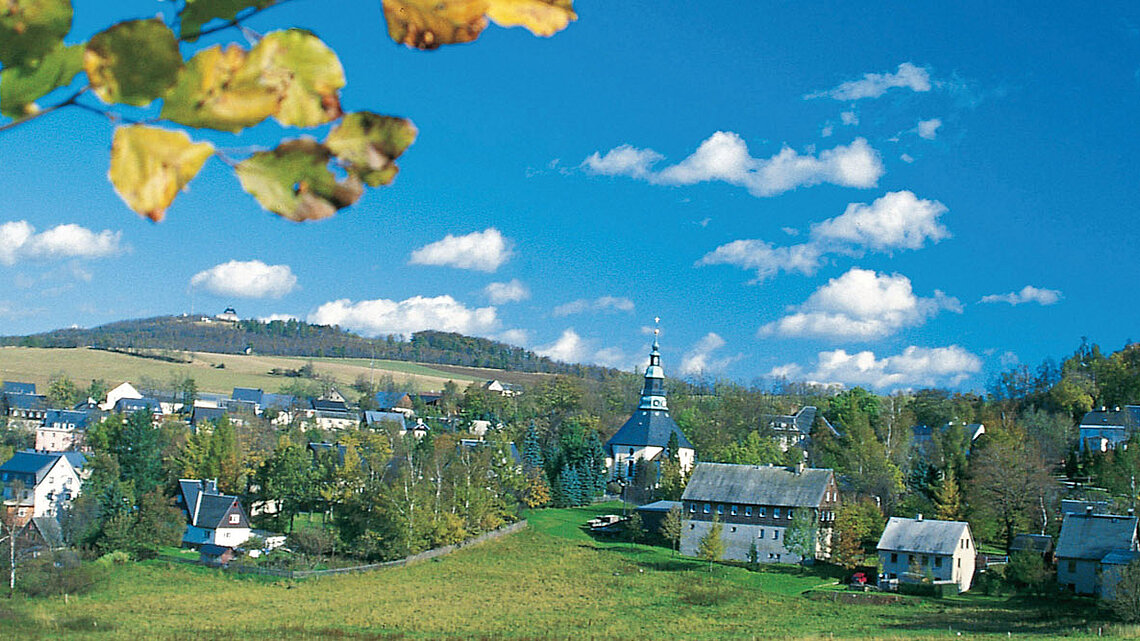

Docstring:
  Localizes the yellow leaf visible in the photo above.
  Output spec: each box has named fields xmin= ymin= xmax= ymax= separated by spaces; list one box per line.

xmin=236 ymin=139 xmax=362 ymax=222
xmin=161 ymin=44 xmax=280 ymax=132
xmin=109 ymin=125 xmax=214 ymax=221
xmin=485 ymin=0 xmax=575 ymax=37
xmin=380 ymin=0 xmax=489 ymax=50
xmin=246 ymin=30 xmax=345 ymax=128
xmin=326 ymin=112 xmax=417 ymax=187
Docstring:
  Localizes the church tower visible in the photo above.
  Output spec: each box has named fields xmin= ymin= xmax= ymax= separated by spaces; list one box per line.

xmin=604 ymin=323 xmax=695 ymax=479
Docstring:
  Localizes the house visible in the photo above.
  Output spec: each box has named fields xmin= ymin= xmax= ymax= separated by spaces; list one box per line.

xmin=1102 ymin=550 xmax=1140 ymax=601
xmin=1055 ymin=507 xmax=1139 ymax=595
xmin=760 ymin=406 xmax=840 ymax=454
xmin=877 ymin=516 xmax=976 ymax=593
xmin=35 ymin=409 xmax=90 ymax=452
xmin=190 ymin=406 xmax=228 ymax=430
xmin=2 ymin=381 xmax=36 ymax=395
xmin=231 ymin=387 xmax=264 ymax=407
xmin=5 ymin=393 xmax=47 ymax=422
xmin=418 ymin=392 xmax=443 ymax=407
xmin=482 ymin=380 xmax=520 ymax=397
xmin=0 ymin=450 xmax=83 ymax=527
xmin=113 ymin=396 xmax=163 ymax=418
xmin=1061 ymin=499 xmax=1110 ymax=516
xmin=177 ymin=479 xmax=251 ymax=549
xmin=679 ymin=462 xmax=839 ymax=564
xmin=911 ymin=422 xmax=986 ymax=453
xmin=17 ymin=515 xmax=65 ymax=551
xmin=99 ymin=381 xmax=142 ymax=411
xmin=1009 ymin=533 xmax=1054 ymax=563
xmin=363 ymin=410 xmax=407 ymax=431
xmin=1079 ymin=406 xmax=1140 ymax=452
xmin=605 ymin=333 xmax=695 ymax=479
xmin=199 ymin=543 xmax=237 ymax=566
xmin=374 ymin=391 xmax=414 ymax=414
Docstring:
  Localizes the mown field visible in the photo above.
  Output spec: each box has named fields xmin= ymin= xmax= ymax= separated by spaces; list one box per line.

xmin=0 ymin=347 xmax=482 ymax=394
xmin=1 ymin=503 xmax=1120 ymax=640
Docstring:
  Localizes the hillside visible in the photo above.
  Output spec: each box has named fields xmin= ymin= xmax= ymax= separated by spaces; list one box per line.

xmin=0 ymin=315 xmax=624 ymax=381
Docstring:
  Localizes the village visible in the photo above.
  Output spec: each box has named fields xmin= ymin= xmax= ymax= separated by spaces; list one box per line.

xmin=5 ymin=320 xmax=1140 ymax=624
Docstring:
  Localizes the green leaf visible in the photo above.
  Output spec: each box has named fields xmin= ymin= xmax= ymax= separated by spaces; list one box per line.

xmin=161 ymin=44 xmax=280 ymax=132
xmin=326 ymin=112 xmax=417 ymax=187
xmin=236 ymin=139 xmax=363 ymax=222
xmin=246 ymin=30 xmax=344 ymax=128
xmin=109 ymin=125 xmax=214 ymax=221
xmin=0 ymin=41 xmax=82 ymax=119
xmin=0 ymin=0 xmax=73 ymax=69
xmin=179 ymin=0 xmax=277 ymax=42
xmin=85 ymin=18 xmax=182 ymax=107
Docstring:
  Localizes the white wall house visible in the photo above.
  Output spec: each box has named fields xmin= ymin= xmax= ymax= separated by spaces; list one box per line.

xmin=178 ymin=479 xmax=251 ymax=549
xmin=877 ymin=516 xmax=976 ymax=593
xmin=100 ymin=382 xmax=143 ymax=411
xmin=0 ymin=451 xmax=83 ymax=525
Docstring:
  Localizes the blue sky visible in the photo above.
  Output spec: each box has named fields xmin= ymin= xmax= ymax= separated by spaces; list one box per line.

xmin=2 ymin=1 xmax=1139 ymax=391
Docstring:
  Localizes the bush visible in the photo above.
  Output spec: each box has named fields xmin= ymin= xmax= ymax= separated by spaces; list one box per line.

xmin=95 ymin=550 xmax=132 ymax=567
xmin=288 ymin=527 xmax=336 ymax=556
xmin=18 ymin=551 xmax=98 ymax=598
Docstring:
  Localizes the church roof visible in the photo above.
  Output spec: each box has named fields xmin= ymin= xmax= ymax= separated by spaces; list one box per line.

xmin=605 ymin=325 xmax=693 ymax=452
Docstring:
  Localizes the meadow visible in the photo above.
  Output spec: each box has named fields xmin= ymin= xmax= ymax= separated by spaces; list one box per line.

xmin=1 ymin=503 xmax=1119 ymax=640
xmin=0 ymin=347 xmax=480 ymax=394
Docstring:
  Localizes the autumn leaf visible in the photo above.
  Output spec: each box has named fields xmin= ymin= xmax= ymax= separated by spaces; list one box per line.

xmin=85 ymin=18 xmax=182 ymax=106
xmin=109 ymin=125 xmax=214 ymax=221
xmin=0 ymin=0 xmax=72 ymax=69
xmin=380 ymin=0 xmax=574 ymax=49
xmin=246 ymin=29 xmax=345 ymax=128
xmin=485 ymin=0 xmax=576 ymax=37
xmin=161 ymin=44 xmax=280 ymax=132
xmin=179 ymin=0 xmax=277 ymax=42
xmin=380 ymin=0 xmax=488 ymax=50
xmin=326 ymin=112 xmax=417 ymax=186
xmin=0 ymin=41 xmax=83 ymax=119
xmin=236 ymin=139 xmax=363 ymax=222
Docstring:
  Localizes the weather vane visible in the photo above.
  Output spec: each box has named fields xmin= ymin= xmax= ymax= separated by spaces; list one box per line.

xmin=654 ymin=316 xmax=660 ymax=336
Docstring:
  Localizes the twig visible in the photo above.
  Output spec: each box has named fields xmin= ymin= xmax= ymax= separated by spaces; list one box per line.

xmin=0 ymin=86 xmax=89 ymax=134
xmin=177 ymin=0 xmax=297 ymax=42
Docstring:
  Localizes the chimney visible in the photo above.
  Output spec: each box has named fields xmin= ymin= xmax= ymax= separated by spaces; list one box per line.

xmin=795 ymin=462 xmax=806 ymax=475
xmin=1086 ymin=506 xmax=1094 ymax=517
xmin=916 ymin=513 xmax=923 ymax=522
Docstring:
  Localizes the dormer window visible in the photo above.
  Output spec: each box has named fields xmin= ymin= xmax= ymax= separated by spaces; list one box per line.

xmin=229 ymin=513 xmax=240 ymax=525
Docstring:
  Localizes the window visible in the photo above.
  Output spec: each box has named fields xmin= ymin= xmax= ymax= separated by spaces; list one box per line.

xmin=934 ymin=557 xmax=943 ymax=568
xmin=890 ymin=553 xmax=898 ymax=563
xmin=703 ymin=503 xmax=710 ymax=514
xmin=773 ymin=530 xmax=779 ymax=541
xmin=730 ymin=526 xmax=737 ymax=533
xmin=1067 ymin=560 xmax=1077 ymax=573
xmin=786 ymin=508 xmax=793 ymax=520
xmin=730 ymin=505 xmax=738 ymax=516
xmin=758 ymin=529 xmax=765 ymax=539
xmin=229 ymin=513 xmax=240 ymax=525
xmin=773 ymin=507 xmax=781 ymax=519
xmin=689 ymin=523 xmax=695 ymax=530
xmin=689 ymin=503 xmax=696 ymax=514
xmin=716 ymin=504 xmax=724 ymax=515
xmin=744 ymin=506 xmax=753 ymax=517
xmin=17 ymin=507 xmax=26 ymax=517
xmin=759 ymin=507 xmax=767 ymax=517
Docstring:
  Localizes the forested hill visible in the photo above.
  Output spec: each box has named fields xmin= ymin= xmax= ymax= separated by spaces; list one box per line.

xmin=0 ymin=315 xmax=622 ymax=380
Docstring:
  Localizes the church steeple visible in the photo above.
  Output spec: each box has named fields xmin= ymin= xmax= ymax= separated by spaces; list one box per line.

xmin=639 ymin=319 xmax=667 ymax=411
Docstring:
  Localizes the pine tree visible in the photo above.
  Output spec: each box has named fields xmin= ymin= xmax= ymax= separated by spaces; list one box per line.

xmin=585 ymin=431 xmax=607 ymax=498
xmin=522 ymin=422 xmax=544 ymax=472
xmin=933 ymin=468 xmax=963 ymax=521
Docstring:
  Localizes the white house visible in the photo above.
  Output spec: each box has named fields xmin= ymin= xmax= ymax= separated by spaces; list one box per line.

xmin=35 ymin=409 xmax=91 ymax=452
xmin=177 ymin=479 xmax=251 ymax=548
xmin=605 ymin=333 xmax=695 ymax=479
xmin=0 ymin=450 xmax=83 ymax=526
xmin=877 ymin=516 xmax=976 ymax=593
xmin=100 ymin=382 xmax=143 ymax=411
xmin=1056 ymin=507 xmax=1139 ymax=595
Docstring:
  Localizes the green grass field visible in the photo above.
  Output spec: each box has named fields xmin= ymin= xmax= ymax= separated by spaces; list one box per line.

xmin=0 ymin=347 xmax=480 ymax=395
xmin=1 ymin=503 xmax=1118 ymax=639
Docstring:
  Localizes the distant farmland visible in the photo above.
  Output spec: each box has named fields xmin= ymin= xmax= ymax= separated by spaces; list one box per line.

xmin=0 ymin=347 xmax=488 ymax=394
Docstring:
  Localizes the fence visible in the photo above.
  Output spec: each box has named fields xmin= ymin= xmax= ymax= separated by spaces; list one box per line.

xmin=223 ymin=520 xmax=527 ymax=579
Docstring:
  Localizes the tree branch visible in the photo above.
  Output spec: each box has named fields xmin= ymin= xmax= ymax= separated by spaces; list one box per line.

xmin=0 ymin=87 xmax=89 ymax=134
xmin=177 ymin=0 xmax=297 ymax=42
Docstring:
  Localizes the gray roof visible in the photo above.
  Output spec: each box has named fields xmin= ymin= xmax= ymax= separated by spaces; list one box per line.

xmin=231 ymin=387 xmax=263 ymax=404
xmin=6 ymin=393 xmax=46 ymax=411
xmin=374 ymin=391 xmax=411 ymax=409
xmin=1061 ymin=499 xmax=1110 ymax=515
xmin=877 ymin=517 xmax=971 ymax=555
xmin=3 ymin=382 xmax=35 ymax=395
xmin=261 ymin=393 xmax=296 ymax=410
xmin=1056 ymin=513 xmax=1138 ymax=561
xmin=179 ymin=478 xmax=247 ymax=529
xmin=43 ymin=409 xmax=89 ymax=430
xmin=364 ymin=410 xmax=406 ymax=428
xmin=60 ymin=451 xmax=86 ymax=470
xmin=191 ymin=406 xmax=227 ymax=427
xmin=0 ymin=451 xmax=65 ymax=485
xmin=1080 ymin=406 xmax=1140 ymax=429
xmin=1009 ymin=533 xmax=1053 ymax=554
xmin=1102 ymin=550 xmax=1140 ymax=566
xmin=27 ymin=516 xmax=64 ymax=548
xmin=681 ymin=462 xmax=833 ymax=507
xmin=762 ymin=406 xmax=817 ymax=435
xmin=607 ymin=408 xmax=693 ymax=451
xmin=637 ymin=500 xmax=682 ymax=513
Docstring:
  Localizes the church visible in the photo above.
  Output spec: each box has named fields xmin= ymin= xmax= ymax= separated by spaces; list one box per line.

xmin=605 ymin=330 xmax=695 ymax=479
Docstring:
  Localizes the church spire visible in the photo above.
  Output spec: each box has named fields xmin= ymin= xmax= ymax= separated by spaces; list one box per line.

xmin=639 ymin=318 xmax=667 ymax=411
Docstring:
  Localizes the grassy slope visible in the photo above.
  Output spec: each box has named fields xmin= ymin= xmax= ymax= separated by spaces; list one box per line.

xmin=0 ymin=347 xmax=479 ymax=394
xmin=3 ymin=503 xmax=1112 ymax=640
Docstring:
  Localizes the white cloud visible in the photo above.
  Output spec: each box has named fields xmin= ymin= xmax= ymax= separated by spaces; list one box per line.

xmin=409 ymin=228 xmax=512 ymax=272
xmin=260 ymin=313 xmax=299 ymax=322
xmin=484 ymin=279 xmax=529 ymax=304
xmin=679 ymin=332 xmax=738 ymax=376
xmin=811 ymin=190 xmax=950 ymax=251
xmin=771 ymin=345 xmax=982 ymax=389
xmin=840 ymin=111 xmax=859 ymax=126
xmin=760 ymin=268 xmax=961 ymax=340
xmin=697 ymin=239 xmax=824 ymax=282
xmin=553 ymin=296 xmax=635 ymax=317
xmin=308 ymin=295 xmax=498 ymax=338
xmin=698 ymin=191 xmax=949 ymax=282
xmin=917 ymin=118 xmax=942 ymax=140
xmin=535 ymin=328 xmax=633 ymax=369
xmin=496 ymin=328 xmax=529 ymax=346
xmin=807 ymin=62 xmax=932 ymax=101
xmin=190 ymin=260 xmax=298 ymax=299
xmin=582 ymin=133 xmax=883 ymax=198
xmin=0 ymin=220 xmax=124 ymax=265
xmin=900 ymin=153 xmax=915 ymax=164
xmin=980 ymin=286 xmax=1063 ymax=306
